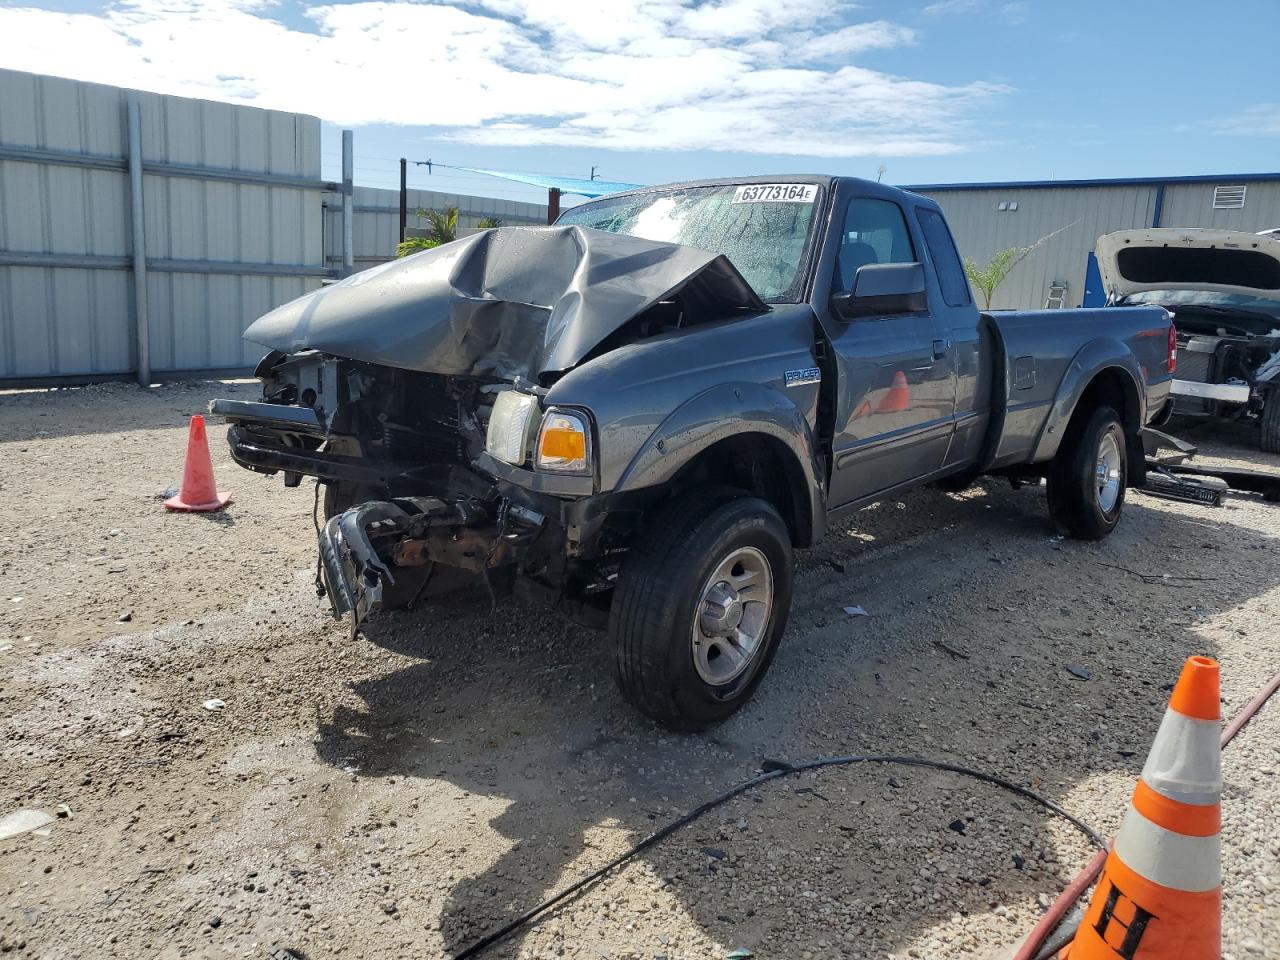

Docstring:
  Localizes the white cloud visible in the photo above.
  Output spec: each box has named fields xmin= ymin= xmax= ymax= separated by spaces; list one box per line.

xmin=1215 ymin=104 xmax=1280 ymax=136
xmin=0 ymin=0 xmax=1006 ymax=157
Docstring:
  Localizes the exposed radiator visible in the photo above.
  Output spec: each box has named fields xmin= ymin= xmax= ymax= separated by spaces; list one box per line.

xmin=1175 ymin=345 xmax=1213 ymax=384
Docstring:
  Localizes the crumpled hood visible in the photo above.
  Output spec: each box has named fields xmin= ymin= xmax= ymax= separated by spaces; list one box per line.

xmin=244 ymin=225 xmax=767 ymax=381
xmin=1096 ymin=228 xmax=1280 ymax=299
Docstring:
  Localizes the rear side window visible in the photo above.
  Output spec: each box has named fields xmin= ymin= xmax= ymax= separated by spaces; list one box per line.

xmin=916 ymin=207 xmax=971 ymax=307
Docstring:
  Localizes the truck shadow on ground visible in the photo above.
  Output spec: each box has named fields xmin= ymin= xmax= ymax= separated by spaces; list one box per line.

xmin=314 ymin=479 xmax=1277 ymax=959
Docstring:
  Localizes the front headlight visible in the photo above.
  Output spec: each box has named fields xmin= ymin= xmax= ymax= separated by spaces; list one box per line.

xmin=485 ymin=390 xmax=539 ymax=465
xmin=535 ymin=408 xmax=592 ymax=475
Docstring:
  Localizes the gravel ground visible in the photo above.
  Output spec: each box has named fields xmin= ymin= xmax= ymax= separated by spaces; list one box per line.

xmin=1 ymin=382 xmax=1278 ymax=960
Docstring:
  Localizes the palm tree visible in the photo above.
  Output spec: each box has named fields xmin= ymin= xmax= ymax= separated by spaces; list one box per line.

xmin=396 ymin=206 xmax=460 ymax=257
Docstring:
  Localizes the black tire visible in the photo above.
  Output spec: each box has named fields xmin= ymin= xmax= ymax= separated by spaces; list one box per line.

xmin=322 ymin=481 xmax=374 ymax=522
xmin=321 ymin=482 xmax=455 ymax=610
xmin=1261 ymin=390 xmax=1280 ymax=454
xmin=609 ymin=489 xmax=793 ymax=731
xmin=1046 ymin=405 xmax=1127 ymax=541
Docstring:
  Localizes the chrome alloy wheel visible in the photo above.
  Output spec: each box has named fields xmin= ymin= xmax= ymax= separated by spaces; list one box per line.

xmin=691 ymin=545 xmax=774 ymax=686
xmin=1095 ymin=431 xmax=1122 ymax=514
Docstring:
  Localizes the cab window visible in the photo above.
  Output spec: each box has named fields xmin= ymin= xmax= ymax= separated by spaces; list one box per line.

xmin=835 ymin=197 xmax=916 ymax=292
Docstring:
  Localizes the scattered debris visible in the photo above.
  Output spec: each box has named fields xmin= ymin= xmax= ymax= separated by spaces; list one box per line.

xmin=117 ymin=611 xmax=133 ymax=623
xmin=842 ymin=605 xmax=869 ymax=617
xmin=932 ymin=639 xmax=971 ymax=660
xmin=725 ymin=950 xmax=754 ymax=960
xmin=827 ymin=559 xmax=846 ymax=573
xmin=0 ymin=809 xmax=56 ymax=841
xmin=116 ymin=727 xmax=136 ymax=739
xmin=701 ymin=846 xmax=728 ymax=861
xmin=1066 ymin=664 xmax=1093 ymax=681
xmin=201 ymin=698 xmax=226 ymax=712
xmin=55 ymin=804 xmax=73 ymax=819
xmin=947 ymin=818 xmax=967 ymax=835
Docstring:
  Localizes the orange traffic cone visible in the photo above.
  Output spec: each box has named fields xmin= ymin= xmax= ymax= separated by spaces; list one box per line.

xmin=164 ymin=415 xmax=232 ymax=512
xmin=1063 ymin=655 xmax=1221 ymax=959
xmin=876 ymin=371 xmax=910 ymax=413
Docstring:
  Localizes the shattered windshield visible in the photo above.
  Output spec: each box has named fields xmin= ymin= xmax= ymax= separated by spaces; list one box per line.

xmin=557 ymin=183 xmax=821 ymax=302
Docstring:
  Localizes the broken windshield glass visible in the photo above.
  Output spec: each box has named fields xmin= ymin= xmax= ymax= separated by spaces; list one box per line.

xmin=557 ymin=184 xmax=821 ymax=302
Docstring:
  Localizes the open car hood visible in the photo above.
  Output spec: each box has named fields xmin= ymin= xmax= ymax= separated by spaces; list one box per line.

xmin=243 ymin=225 xmax=767 ymax=381
xmin=1096 ymin=228 xmax=1280 ymax=299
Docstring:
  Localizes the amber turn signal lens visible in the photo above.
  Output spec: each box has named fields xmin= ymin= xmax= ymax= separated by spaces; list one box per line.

xmin=536 ymin=410 xmax=591 ymax=474
xmin=540 ymin=428 xmax=585 ymax=461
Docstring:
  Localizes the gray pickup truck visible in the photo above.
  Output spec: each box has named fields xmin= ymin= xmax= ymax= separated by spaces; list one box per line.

xmin=213 ymin=175 xmax=1174 ymax=730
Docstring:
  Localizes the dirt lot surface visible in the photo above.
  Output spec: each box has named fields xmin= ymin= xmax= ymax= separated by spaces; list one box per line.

xmin=2 ymin=381 xmax=1278 ymax=960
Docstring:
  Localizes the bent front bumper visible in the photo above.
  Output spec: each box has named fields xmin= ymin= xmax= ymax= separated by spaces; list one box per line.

xmin=317 ymin=496 xmax=543 ymax=632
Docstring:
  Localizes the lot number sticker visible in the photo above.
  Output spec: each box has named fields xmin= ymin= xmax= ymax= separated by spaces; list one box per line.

xmin=732 ymin=183 xmax=817 ymax=204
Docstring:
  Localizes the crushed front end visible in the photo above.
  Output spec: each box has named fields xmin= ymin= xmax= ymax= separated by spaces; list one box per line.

xmin=211 ymin=350 xmax=624 ymax=632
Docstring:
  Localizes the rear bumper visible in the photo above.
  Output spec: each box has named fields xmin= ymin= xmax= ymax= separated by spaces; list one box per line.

xmin=1170 ymin=379 xmax=1251 ymax=404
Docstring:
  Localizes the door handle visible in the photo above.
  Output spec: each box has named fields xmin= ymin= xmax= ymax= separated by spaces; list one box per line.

xmin=932 ymin=339 xmax=949 ymax=360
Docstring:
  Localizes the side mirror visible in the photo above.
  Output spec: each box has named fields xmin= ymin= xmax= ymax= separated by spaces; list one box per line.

xmin=833 ymin=262 xmax=928 ymax=319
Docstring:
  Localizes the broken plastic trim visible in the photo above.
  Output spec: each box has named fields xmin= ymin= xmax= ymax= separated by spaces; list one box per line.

xmin=318 ymin=501 xmax=409 ymax=628
xmin=317 ymin=496 xmax=541 ymax=634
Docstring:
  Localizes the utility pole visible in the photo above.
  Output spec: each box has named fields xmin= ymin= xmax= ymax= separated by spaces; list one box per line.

xmin=547 ymin=188 xmax=561 ymax=225
xmin=341 ymin=130 xmax=354 ymax=277
xmin=590 ymin=166 xmax=599 ymax=181
xmin=398 ymin=158 xmax=408 ymax=244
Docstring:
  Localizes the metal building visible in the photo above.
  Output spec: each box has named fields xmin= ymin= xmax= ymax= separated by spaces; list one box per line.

xmin=908 ymin=174 xmax=1280 ymax=310
xmin=0 ymin=68 xmax=545 ymax=387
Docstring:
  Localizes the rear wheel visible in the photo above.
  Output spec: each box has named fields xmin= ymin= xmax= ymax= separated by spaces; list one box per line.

xmin=609 ymin=489 xmax=793 ymax=731
xmin=1046 ymin=405 xmax=1127 ymax=540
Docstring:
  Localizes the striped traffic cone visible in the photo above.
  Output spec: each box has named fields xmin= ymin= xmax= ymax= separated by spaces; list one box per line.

xmin=1064 ymin=655 xmax=1221 ymax=959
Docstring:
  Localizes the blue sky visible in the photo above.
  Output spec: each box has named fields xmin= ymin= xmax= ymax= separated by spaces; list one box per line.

xmin=2 ymin=0 xmax=1278 ymax=206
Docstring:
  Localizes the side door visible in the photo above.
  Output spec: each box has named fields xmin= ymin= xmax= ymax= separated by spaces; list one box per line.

xmin=822 ymin=193 xmax=957 ymax=508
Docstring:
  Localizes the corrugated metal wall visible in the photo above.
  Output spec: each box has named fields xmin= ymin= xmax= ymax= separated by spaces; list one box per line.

xmin=913 ymin=185 xmax=1158 ymax=310
xmin=1160 ymin=182 xmax=1280 ymax=234
xmin=323 ymin=186 xmax=546 ymax=271
xmin=0 ymin=68 xmax=328 ymax=385
xmin=914 ymin=179 xmax=1280 ymax=310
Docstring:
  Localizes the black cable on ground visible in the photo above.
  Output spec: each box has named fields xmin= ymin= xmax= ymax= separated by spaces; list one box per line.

xmin=452 ymin=754 xmax=1107 ymax=960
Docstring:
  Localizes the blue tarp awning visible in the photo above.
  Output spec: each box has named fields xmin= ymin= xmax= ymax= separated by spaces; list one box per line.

xmin=454 ymin=167 xmax=640 ymax=199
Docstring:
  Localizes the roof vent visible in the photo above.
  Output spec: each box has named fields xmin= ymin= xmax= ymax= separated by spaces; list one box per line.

xmin=1213 ymin=185 xmax=1247 ymax=209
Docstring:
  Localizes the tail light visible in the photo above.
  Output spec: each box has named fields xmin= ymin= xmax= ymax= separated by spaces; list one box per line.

xmin=1167 ymin=323 xmax=1178 ymax=374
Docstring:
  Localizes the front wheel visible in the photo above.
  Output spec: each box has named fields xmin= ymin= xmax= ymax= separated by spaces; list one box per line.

xmin=609 ymin=490 xmax=793 ymax=731
xmin=1261 ymin=390 xmax=1280 ymax=454
xmin=1046 ymin=405 xmax=1127 ymax=540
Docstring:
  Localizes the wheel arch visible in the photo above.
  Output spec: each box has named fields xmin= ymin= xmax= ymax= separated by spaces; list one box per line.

xmin=1033 ymin=341 xmax=1146 ymax=482
xmin=614 ymin=382 xmax=827 ymax=547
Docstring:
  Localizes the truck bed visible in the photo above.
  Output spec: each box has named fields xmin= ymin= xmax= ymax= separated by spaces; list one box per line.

xmin=983 ymin=305 xmax=1175 ymax=468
